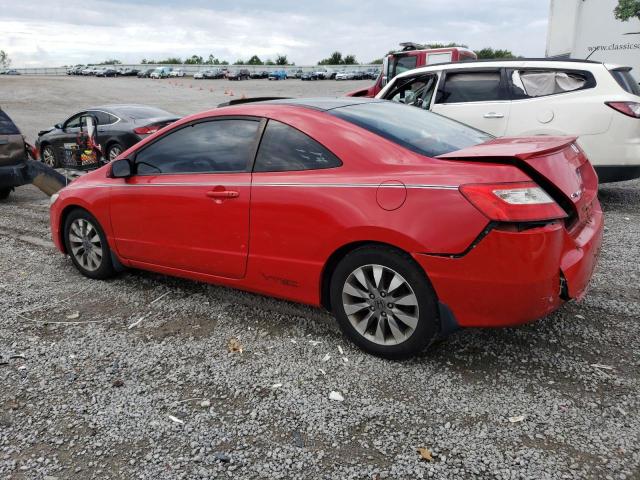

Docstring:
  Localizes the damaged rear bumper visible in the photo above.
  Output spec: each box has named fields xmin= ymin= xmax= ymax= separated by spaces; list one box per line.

xmin=0 ymin=163 xmax=30 ymax=189
xmin=414 ymin=202 xmax=604 ymax=328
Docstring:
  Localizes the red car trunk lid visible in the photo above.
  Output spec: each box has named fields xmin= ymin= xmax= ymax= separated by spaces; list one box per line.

xmin=438 ymin=136 xmax=598 ymax=227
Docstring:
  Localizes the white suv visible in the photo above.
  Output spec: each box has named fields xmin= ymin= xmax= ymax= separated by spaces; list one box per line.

xmin=377 ymin=59 xmax=640 ymax=183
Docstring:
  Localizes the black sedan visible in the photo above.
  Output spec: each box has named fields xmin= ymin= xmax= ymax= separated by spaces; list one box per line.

xmin=35 ymin=105 xmax=179 ymax=167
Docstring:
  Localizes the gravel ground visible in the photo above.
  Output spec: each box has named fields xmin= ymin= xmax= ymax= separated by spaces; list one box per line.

xmin=0 ymin=76 xmax=639 ymax=480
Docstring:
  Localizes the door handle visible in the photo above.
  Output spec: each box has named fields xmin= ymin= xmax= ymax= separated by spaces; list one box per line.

xmin=483 ymin=112 xmax=504 ymax=119
xmin=206 ymin=190 xmax=239 ymax=199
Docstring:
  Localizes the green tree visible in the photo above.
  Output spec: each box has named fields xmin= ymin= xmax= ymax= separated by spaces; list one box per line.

xmin=185 ymin=55 xmax=203 ymax=64
xmin=275 ymin=54 xmax=289 ymax=65
xmin=247 ymin=55 xmax=263 ymax=65
xmin=473 ymin=47 xmax=516 ymax=59
xmin=318 ymin=51 xmax=343 ymax=65
xmin=0 ymin=50 xmax=11 ymax=68
xmin=370 ymin=58 xmax=383 ymax=64
xmin=233 ymin=59 xmax=245 ymax=65
xmin=98 ymin=58 xmax=122 ymax=65
xmin=265 ymin=58 xmax=275 ymax=65
xmin=615 ymin=0 xmax=640 ymax=21
xmin=342 ymin=54 xmax=358 ymax=65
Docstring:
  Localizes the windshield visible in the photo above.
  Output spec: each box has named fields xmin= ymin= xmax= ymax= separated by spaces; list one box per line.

xmin=0 ymin=110 xmax=20 ymax=135
xmin=329 ymin=101 xmax=492 ymax=158
xmin=610 ymin=69 xmax=640 ymax=96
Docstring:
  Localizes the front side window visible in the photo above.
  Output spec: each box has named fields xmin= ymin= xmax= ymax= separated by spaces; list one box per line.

xmin=254 ymin=120 xmax=341 ymax=172
xmin=437 ymin=71 xmax=503 ymax=103
xmin=330 ymin=101 xmax=491 ymax=158
xmin=386 ymin=74 xmax=438 ymax=110
xmin=64 ymin=113 xmax=85 ymax=129
xmin=511 ymin=69 xmax=590 ymax=98
xmin=135 ymin=119 xmax=260 ymax=175
xmin=393 ymin=56 xmax=418 ymax=78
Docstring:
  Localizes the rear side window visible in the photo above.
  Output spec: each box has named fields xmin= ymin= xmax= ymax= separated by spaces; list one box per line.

xmin=254 ymin=120 xmax=341 ymax=172
xmin=610 ymin=69 xmax=640 ymax=95
xmin=330 ymin=101 xmax=492 ymax=158
xmin=135 ymin=119 xmax=260 ymax=175
xmin=437 ymin=71 xmax=503 ymax=103
xmin=511 ymin=69 xmax=591 ymax=98
xmin=0 ymin=110 xmax=20 ymax=135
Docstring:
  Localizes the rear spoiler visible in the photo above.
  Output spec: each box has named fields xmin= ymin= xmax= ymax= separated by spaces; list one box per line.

xmin=217 ymin=97 xmax=291 ymax=108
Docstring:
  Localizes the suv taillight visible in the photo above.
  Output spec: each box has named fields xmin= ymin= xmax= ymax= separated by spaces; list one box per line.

xmin=606 ymin=101 xmax=640 ymax=118
xmin=460 ymin=182 xmax=567 ymax=222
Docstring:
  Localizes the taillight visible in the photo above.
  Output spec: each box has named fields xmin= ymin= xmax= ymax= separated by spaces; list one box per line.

xmin=133 ymin=125 xmax=161 ymax=135
xmin=460 ymin=182 xmax=567 ymax=222
xmin=606 ymin=101 xmax=640 ymax=118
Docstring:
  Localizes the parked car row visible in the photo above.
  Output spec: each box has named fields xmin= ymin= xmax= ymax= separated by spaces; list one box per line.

xmin=0 ymin=69 xmax=21 ymax=76
xmin=62 ymin=64 xmax=377 ymax=80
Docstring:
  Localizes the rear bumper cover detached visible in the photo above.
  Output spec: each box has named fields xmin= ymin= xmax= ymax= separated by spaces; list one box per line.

xmin=414 ymin=201 xmax=604 ymax=328
xmin=0 ymin=163 xmax=30 ymax=189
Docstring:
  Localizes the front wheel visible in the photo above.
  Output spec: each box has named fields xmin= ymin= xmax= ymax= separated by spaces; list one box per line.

xmin=41 ymin=145 xmax=58 ymax=168
xmin=63 ymin=209 xmax=116 ymax=280
xmin=330 ymin=246 xmax=439 ymax=359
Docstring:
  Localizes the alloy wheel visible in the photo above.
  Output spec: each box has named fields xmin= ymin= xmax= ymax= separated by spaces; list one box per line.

xmin=341 ymin=264 xmax=419 ymax=346
xmin=108 ymin=145 xmax=122 ymax=161
xmin=42 ymin=147 xmax=56 ymax=167
xmin=68 ymin=218 xmax=103 ymax=272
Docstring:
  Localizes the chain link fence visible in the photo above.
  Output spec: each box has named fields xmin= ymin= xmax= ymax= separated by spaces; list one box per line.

xmin=7 ymin=64 xmax=381 ymax=76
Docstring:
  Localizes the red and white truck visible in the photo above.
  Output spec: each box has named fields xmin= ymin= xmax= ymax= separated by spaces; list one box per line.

xmin=347 ymin=43 xmax=477 ymax=97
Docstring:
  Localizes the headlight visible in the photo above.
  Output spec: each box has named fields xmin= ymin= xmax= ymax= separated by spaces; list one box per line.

xmin=49 ymin=193 xmax=60 ymax=207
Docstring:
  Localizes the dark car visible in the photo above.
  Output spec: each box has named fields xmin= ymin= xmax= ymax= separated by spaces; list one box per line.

xmin=36 ymin=105 xmax=179 ymax=167
xmin=301 ymin=72 xmax=318 ymax=81
xmin=97 ymin=68 xmax=118 ymax=77
xmin=227 ymin=69 xmax=250 ymax=80
xmin=250 ymin=70 xmax=269 ymax=79
xmin=0 ymin=108 xmax=30 ymax=200
xmin=137 ymin=68 xmax=155 ymax=78
xmin=119 ymin=68 xmax=140 ymax=77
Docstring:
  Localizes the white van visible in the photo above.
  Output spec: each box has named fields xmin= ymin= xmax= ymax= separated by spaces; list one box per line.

xmin=150 ymin=67 xmax=172 ymax=79
xmin=377 ymin=59 xmax=640 ymax=182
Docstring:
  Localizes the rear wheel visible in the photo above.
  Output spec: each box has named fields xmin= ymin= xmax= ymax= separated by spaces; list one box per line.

xmin=41 ymin=145 xmax=58 ymax=168
xmin=330 ymin=245 xmax=439 ymax=359
xmin=0 ymin=188 xmax=11 ymax=200
xmin=107 ymin=143 xmax=123 ymax=162
xmin=63 ymin=209 xmax=115 ymax=280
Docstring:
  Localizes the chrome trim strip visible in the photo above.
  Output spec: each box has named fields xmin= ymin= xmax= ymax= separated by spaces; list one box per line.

xmin=69 ymin=182 xmax=459 ymax=190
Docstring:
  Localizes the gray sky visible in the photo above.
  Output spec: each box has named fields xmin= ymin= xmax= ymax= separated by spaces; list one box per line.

xmin=0 ymin=0 xmax=550 ymax=67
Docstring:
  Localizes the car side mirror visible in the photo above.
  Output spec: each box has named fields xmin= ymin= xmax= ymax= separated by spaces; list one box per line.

xmin=110 ymin=158 xmax=133 ymax=178
xmin=55 ymin=123 xmax=62 ymax=129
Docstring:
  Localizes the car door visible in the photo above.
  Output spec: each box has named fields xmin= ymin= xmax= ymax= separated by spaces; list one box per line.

xmin=430 ymin=69 xmax=511 ymax=136
xmin=49 ymin=112 xmax=86 ymax=161
xmin=109 ymin=117 xmax=263 ymax=279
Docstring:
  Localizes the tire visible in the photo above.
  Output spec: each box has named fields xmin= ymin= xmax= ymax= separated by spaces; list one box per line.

xmin=41 ymin=144 xmax=58 ymax=168
xmin=106 ymin=143 xmax=124 ymax=162
xmin=63 ymin=209 xmax=116 ymax=280
xmin=0 ymin=188 xmax=11 ymax=200
xmin=330 ymin=245 xmax=439 ymax=359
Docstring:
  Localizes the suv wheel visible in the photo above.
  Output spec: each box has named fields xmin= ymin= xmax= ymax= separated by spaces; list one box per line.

xmin=330 ymin=245 xmax=439 ymax=359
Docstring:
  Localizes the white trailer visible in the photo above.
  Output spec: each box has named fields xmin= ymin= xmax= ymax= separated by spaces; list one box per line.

xmin=547 ymin=0 xmax=640 ymax=79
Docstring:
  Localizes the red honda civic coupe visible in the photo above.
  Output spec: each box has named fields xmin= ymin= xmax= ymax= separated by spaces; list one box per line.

xmin=49 ymin=98 xmax=603 ymax=358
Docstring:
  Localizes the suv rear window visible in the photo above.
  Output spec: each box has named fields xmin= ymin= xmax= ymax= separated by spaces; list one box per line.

xmin=610 ymin=69 xmax=640 ymax=95
xmin=329 ymin=101 xmax=491 ymax=158
xmin=0 ymin=110 xmax=20 ymax=135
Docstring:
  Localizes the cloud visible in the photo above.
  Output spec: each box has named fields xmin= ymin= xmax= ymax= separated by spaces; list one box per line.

xmin=0 ymin=0 xmax=550 ymax=66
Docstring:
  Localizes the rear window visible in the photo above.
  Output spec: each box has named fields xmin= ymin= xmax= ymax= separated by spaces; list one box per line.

xmin=610 ymin=69 xmax=640 ymax=95
xmin=0 ymin=110 xmax=20 ymax=135
xmin=329 ymin=101 xmax=492 ymax=158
